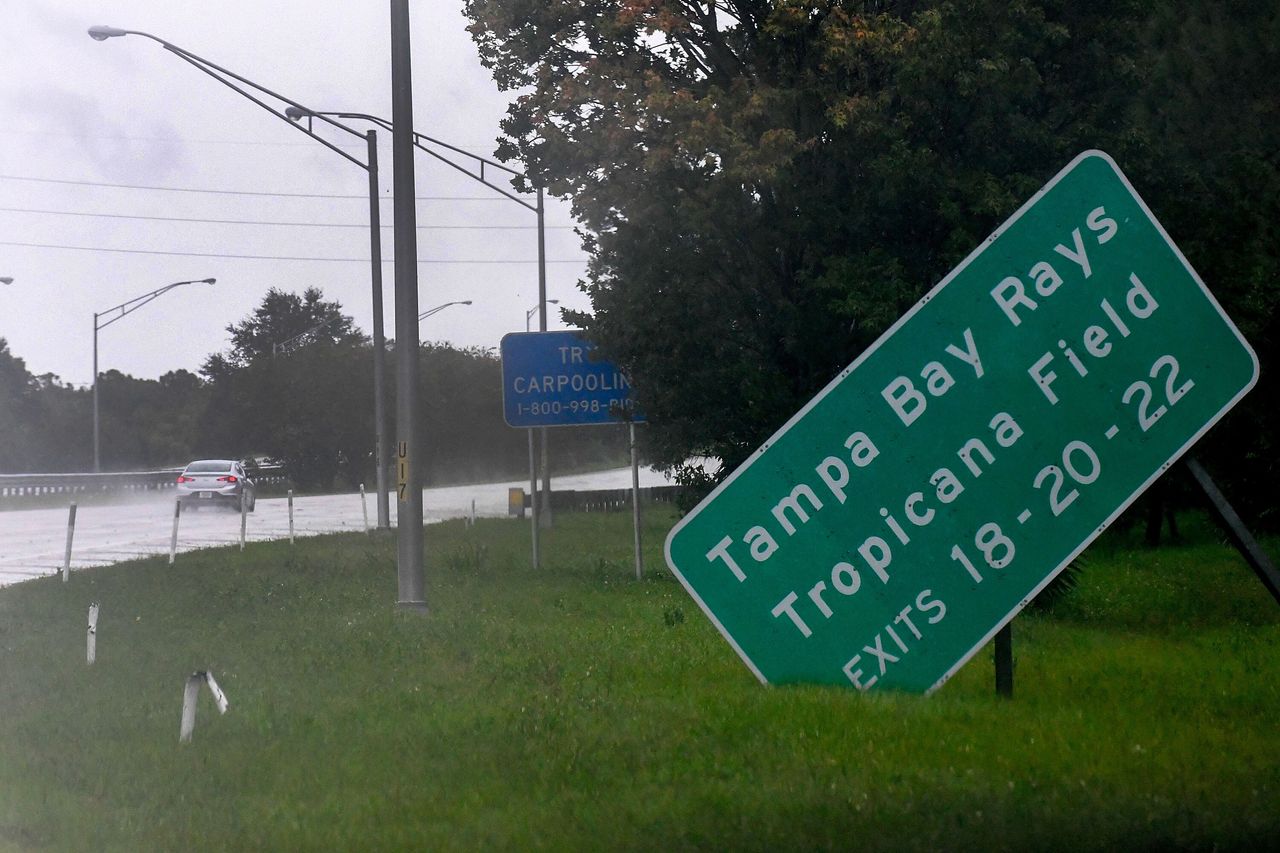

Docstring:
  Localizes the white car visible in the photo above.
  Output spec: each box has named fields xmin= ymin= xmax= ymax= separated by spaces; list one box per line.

xmin=176 ymin=459 xmax=256 ymax=511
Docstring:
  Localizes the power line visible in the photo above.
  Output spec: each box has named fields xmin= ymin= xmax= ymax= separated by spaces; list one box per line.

xmin=0 ymin=127 xmax=502 ymax=152
xmin=0 ymin=205 xmax=573 ymax=231
xmin=0 ymin=128 xmax=360 ymax=150
xmin=0 ymin=239 xmax=586 ymax=264
xmin=0 ymin=173 xmax=520 ymax=201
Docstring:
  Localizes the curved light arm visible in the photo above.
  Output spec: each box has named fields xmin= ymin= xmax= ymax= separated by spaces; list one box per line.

xmin=418 ymin=300 xmax=473 ymax=322
xmin=272 ymin=314 xmax=350 ymax=355
xmin=0 ymin=277 xmax=13 ymax=285
xmin=87 ymin=26 xmax=368 ymax=170
xmin=526 ymin=299 xmax=559 ymax=323
xmin=95 ymin=278 xmax=215 ymax=331
xmin=288 ymin=108 xmax=539 ymax=212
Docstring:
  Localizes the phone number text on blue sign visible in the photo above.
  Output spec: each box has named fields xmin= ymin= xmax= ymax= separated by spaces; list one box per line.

xmin=500 ymin=330 xmax=645 ymax=428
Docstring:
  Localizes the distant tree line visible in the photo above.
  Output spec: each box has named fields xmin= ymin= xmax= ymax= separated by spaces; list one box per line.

xmin=0 ymin=287 xmax=630 ymax=489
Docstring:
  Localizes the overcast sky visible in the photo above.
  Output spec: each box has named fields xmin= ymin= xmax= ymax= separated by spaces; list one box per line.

xmin=0 ymin=1 xmax=587 ymax=386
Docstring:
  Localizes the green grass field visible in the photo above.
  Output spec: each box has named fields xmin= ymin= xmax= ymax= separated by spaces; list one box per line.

xmin=1 ymin=510 xmax=1278 ymax=851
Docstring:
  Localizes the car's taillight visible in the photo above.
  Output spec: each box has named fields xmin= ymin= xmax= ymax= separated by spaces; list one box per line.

xmin=217 ymin=475 xmax=238 ymax=483
xmin=177 ymin=476 xmax=194 ymax=483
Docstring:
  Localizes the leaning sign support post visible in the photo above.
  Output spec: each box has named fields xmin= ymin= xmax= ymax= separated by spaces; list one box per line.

xmin=665 ymin=151 xmax=1258 ymax=694
xmin=501 ymin=330 xmax=645 ymax=571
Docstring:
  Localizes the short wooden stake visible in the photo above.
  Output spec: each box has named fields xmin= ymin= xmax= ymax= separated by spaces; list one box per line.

xmin=360 ymin=483 xmax=370 ymax=534
xmin=62 ymin=502 xmax=78 ymax=583
xmin=288 ymin=489 xmax=295 ymax=544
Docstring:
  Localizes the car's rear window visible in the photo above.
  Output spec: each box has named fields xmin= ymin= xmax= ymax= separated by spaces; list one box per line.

xmin=185 ymin=461 xmax=234 ymax=473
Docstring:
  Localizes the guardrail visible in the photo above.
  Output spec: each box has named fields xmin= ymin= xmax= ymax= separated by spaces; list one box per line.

xmin=508 ymin=485 xmax=684 ymax=516
xmin=0 ymin=465 xmax=289 ymax=500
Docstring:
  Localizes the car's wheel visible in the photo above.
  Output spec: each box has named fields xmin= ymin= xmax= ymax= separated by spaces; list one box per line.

xmin=247 ymin=491 xmax=257 ymax=513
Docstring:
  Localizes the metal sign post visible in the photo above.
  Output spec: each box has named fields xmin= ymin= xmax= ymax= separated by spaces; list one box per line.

xmin=631 ymin=423 xmax=643 ymax=580
xmin=501 ymin=330 xmax=646 ymax=570
xmin=665 ymin=151 xmax=1258 ymax=693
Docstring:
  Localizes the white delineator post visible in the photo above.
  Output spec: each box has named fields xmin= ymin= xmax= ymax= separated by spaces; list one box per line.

xmin=63 ymin=502 xmax=78 ymax=583
xmin=87 ymin=602 xmax=99 ymax=665
xmin=169 ymin=500 xmax=181 ymax=565
xmin=288 ymin=489 xmax=295 ymax=544
xmin=360 ymin=483 xmax=370 ymax=535
xmin=179 ymin=670 xmax=230 ymax=743
xmin=179 ymin=673 xmax=200 ymax=742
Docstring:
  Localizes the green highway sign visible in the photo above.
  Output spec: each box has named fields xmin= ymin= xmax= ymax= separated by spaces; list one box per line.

xmin=664 ymin=151 xmax=1258 ymax=693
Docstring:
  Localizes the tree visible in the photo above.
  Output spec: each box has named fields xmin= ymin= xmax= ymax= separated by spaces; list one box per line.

xmin=0 ymin=339 xmax=41 ymax=472
xmin=1121 ymin=0 xmax=1280 ymax=527
xmin=466 ymin=0 xmax=1152 ymax=492
xmin=204 ymin=286 xmax=367 ymax=372
xmin=467 ymin=1 xmax=1278 ymax=520
xmin=200 ymin=288 xmax=372 ymax=490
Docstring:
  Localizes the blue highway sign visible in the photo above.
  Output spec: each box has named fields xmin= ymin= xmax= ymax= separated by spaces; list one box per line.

xmin=500 ymin=330 xmax=644 ymax=428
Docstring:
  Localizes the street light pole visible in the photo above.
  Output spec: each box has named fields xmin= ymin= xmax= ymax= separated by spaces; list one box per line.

xmin=390 ymin=0 xmax=426 ymax=612
xmin=285 ymin=106 xmax=561 ymax=538
xmin=93 ymin=277 xmax=215 ymax=472
xmin=364 ymin=129 xmax=390 ymax=529
xmin=88 ymin=24 xmax=392 ymax=530
xmin=536 ymin=189 xmax=553 ymax=527
xmin=525 ymin=299 xmax=559 ymax=333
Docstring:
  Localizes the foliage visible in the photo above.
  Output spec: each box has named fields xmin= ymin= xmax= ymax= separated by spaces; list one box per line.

xmin=1120 ymin=0 xmax=1280 ymax=526
xmin=195 ymin=289 xmax=370 ymax=488
xmin=0 ymin=339 xmax=42 ymax=472
xmin=466 ymin=0 xmax=1279 ymax=519
xmin=202 ymin=286 xmax=367 ymax=375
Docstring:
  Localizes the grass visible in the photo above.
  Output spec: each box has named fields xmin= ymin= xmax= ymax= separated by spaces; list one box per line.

xmin=1 ymin=510 xmax=1278 ymax=851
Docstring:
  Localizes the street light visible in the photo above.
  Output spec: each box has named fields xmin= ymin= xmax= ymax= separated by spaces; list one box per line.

xmin=287 ymin=108 xmax=557 ymax=543
xmin=526 ymin=299 xmax=559 ymax=332
xmin=0 ymin=277 xmax=13 ymax=285
xmin=272 ymin=314 xmax=348 ymax=356
xmin=418 ymin=300 xmax=472 ymax=322
xmin=94 ymin=278 xmax=215 ymax=472
xmin=88 ymin=26 xmax=393 ymax=533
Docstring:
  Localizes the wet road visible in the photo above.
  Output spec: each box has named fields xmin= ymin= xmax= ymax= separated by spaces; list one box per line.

xmin=0 ymin=467 xmax=677 ymax=588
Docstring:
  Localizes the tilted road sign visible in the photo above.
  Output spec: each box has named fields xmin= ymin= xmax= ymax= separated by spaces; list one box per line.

xmin=664 ymin=151 xmax=1258 ymax=693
